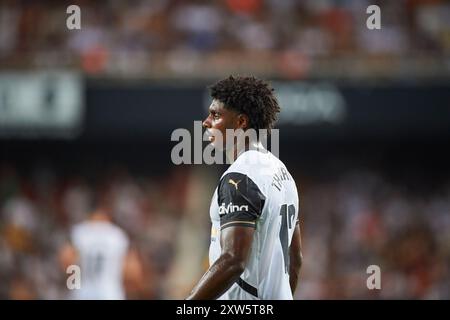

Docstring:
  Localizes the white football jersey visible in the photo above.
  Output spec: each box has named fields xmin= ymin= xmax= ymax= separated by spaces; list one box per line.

xmin=70 ymin=220 xmax=129 ymax=300
xmin=209 ymin=150 xmax=299 ymax=300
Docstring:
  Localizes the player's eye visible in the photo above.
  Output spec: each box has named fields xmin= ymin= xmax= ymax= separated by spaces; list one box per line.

xmin=211 ymin=112 xmax=220 ymax=120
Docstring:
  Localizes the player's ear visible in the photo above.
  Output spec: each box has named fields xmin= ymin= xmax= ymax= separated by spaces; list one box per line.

xmin=237 ymin=114 xmax=249 ymax=130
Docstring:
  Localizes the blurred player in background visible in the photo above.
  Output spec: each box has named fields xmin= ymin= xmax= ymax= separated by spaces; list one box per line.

xmin=187 ymin=76 xmax=303 ymax=300
xmin=58 ymin=204 xmax=144 ymax=300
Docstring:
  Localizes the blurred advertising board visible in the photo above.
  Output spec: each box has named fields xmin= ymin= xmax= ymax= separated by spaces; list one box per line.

xmin=0 ymin=72 xmax=84 ymax=138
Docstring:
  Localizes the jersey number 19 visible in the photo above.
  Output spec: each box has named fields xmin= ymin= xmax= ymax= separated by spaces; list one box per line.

xmin=279 ymin=204 xmax=296 ymax=274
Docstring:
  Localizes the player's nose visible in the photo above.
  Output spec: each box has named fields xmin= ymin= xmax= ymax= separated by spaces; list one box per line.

xmin=202 ymin=116 xmax=211 ymax=129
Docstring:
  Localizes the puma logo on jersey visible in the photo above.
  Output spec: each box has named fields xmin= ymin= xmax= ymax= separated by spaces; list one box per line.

xmin=228 ymin=179 xmax=242 ymax=190
xmin=219 ymin=202 xmax=248 ymax=215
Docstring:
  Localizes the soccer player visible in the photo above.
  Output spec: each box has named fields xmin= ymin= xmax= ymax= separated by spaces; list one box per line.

xmin=187 ymin=76 xmax=302 ymax=300
xmin=59 ymin=207 xmax=143 ymax=300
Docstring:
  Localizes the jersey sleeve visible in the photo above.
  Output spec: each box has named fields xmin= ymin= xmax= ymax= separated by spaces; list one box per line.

xmin=217 ymin=172 xmax=266 ymax=230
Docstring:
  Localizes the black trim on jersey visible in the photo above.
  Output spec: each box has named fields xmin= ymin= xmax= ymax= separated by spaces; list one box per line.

xmin=217 ymin=172 xmax=265 ymax=230
xmin=221 ymin=221 xmax=256 ymax=230
xmin=236 ymin=277 xmax=258 ymax=298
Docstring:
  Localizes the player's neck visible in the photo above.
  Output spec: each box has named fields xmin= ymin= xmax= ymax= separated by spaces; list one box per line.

xmin=90 ymin=210 xmax=111 ymax=222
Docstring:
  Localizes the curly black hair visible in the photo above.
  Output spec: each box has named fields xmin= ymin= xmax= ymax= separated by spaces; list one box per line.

xmin=209 ymin=75 xmax=280 ymax=131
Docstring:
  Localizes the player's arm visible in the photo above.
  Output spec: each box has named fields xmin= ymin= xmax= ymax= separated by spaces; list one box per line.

xmin=58 ymin=227 xmax=81 ymax=272
xmin=186 ymin=172 xmax=265 ymax=300
xmin=186 ymin=225 xmax=254 ymax=300
xmin=289 ymin=221 xmax=303 ymax=295
xmin=123 ymin=247 xmax=144 ymax=284
xmin=122 ymin=246 xmax=145 ymax=297
xmin=58 ymin=242 xmax=78 ymax=271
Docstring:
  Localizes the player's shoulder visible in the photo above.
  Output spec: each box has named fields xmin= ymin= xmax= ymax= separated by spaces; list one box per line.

xmin=98 ymin=221 xmax=129 ymax=243
xmin=71 ymin=221 xmax=89 ymax=245
xmin=72 ymin=221 xmax=89 ymax=235
xmin=221 ymin=150 xmax=283 ymax=193
xmin=108 ymin=223 xmax=129 ymax=242
xmin=73 ymin=220 xmax=128 ymax=240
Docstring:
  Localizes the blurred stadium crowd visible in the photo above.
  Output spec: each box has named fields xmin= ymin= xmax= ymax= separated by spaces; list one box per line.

xmin=298 ymin=170 xmax=450 ymax=299
xmin=1 ymin=161 xmax=449 ymax=299
xmin=0 ymin=162 xmax=191 ymax=299
xmin=1 ymin=0 xmax=449 ymax=77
